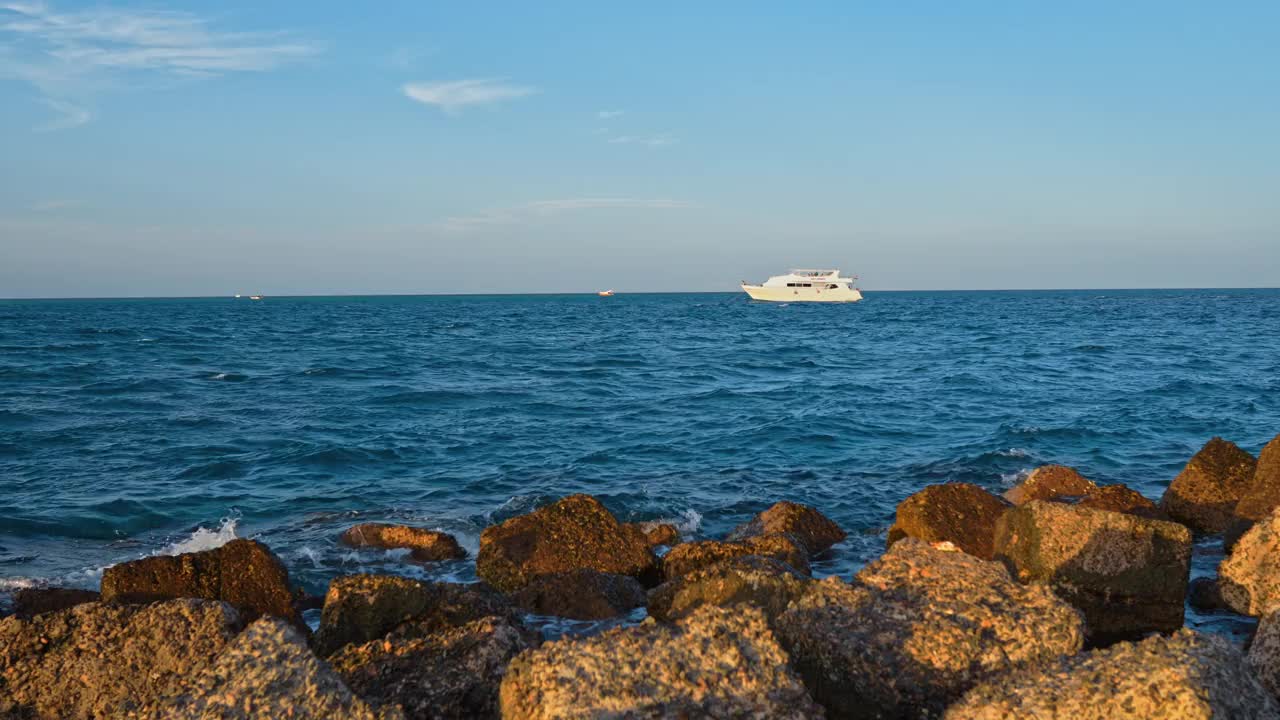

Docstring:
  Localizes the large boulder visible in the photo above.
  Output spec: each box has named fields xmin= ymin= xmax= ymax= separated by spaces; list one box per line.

xmin=1003 ymin=465 xmax=1096 ymax=505
xmin=500 ymin=605 xmax=822 ymax=719
xmin=149 ymin=616 xmax=399 ymax=720
xmin=313 ymin=574 xmax=517 ymax=657
xmin=1078 ymin=484 xmax=1167 ymax=520
xmin=661 ymin=533 xmax=810 ymax=580
xmin=511 ymin=568 xmax=645 ymax=620
xmin=945 ymin=629 xmax=1278 ymax=719
xmin=339 ymin=523 xmax=467 ymax=562
xmin=11 ymin=587 xmax=99 ymax=619
xmin=1248 ymin=609 xmax=1280 ymax=701
xmin=1219 ymin=507 xmax=1280 ymax=616
xmin=331 ymin=616 xmax=530 ymax=719
xmin=648 ymin=555 xmax=809 ymax=623
xmin=1159 ymin=438 xmax=1257 ymax=533
xmin=724 ymin=500 xmax=845 ymax=555
xmin=1235 ymin=434 xmax=1280 ymax=523
xmin=775 ymin=539 xmax=1083 ymax=719
xmin=0 ymin=599 xmax=241 ymax=719
xmin=476 ymin=494 xmax=658 ymax=592
xmin=99 ymin=538 xmax=300 ymax=626
xmin=886 ymin=483 xmax=1010 ymax=559
xmin=994 ymin=500 xmax=1191 ymax=643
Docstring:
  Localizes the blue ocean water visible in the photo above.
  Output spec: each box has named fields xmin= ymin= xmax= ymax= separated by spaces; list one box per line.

xmin=2 ymin=290 xmax=1278 ymax=631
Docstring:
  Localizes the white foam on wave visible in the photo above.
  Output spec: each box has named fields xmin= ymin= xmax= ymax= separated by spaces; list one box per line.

xmin=210 ymin=372 xmax=229 ymax=380
xmin=642 ymin=508 xmax=703 ymax=539
xmin=1000 ymin=469 xmax=1032 ymax=487
xmin=158 ymin=516 xmax=240 ymax=556
xmin=0 ymin=577 xmax=39 ymax=591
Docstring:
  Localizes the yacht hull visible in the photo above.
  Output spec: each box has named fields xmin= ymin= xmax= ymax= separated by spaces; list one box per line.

xmin=742 ymin=285 xmax=863 ymax=303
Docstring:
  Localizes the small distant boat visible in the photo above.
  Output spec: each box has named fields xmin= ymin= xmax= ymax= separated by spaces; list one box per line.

xmin=597 ymin=290 xmax=615 ymax=297
xmin=742 ymin=269 xmax=862 ymax=303
xmin=249 ymin=295 xmax=263 ymax=301
xmin=234 ymin=294 xmax=241 ymax=298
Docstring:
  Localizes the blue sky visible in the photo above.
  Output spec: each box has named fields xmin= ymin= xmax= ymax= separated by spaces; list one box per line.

xmin=1 ymin=1 xmax=1277 ymax=297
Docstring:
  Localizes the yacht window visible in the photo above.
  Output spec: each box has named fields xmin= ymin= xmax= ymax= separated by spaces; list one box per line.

xmin=802 ymin=283 xmax=812 ymax=287
xmin=828 ymin=284 xmax=839 ymax=289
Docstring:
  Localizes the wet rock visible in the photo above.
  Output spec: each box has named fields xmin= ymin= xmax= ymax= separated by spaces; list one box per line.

xmin=339 ymin=523 xmax=467 ymax=562
xmin=661 ymin=533 xmax=810 ymax=579
xmin=1003 ymin=465 xmax=1096 ymax=505
xmin=776 ymin=539 xmax=1083 ymax=719
xmin=151 ymin=616 xmax=399 ymax=720
xmin=99 ymin=538 xmax=300 ymax=626
xmin=476 ymin=494 xmax=658 ymax=592
xmin=313 ymin=574 xmax=517 ymax=657
xmin=1235 ymin=434 xmax=1280 ymax=524
xmin=945 ymin=629 xmax=1278 ymax=719
xmin=0 ymin=599 xmax=241 ymax=720
xmin=994 ymin=500 xmax=1191 ymax=643
xmin=1219 ymin=507 xmax=1280 ymax=616
xmin=12 ymin=587 xmax=99 ymax=618
xmin=635 ymin=521 xmax=681 ymax=548
xmin=500 ymin=605 xmax=822 ymax=719
xmin=1248 ymin=609 xmax=1280 ymax=701
xmin=1078 ymin=484 xmax=1168 ymax=520
xmin=886 ymin=482 xmax=1010 ymax=560
xmin=648 ymin=555 xmax=809 ymax=623
xmin=331 ymin=616 xmax=530 ymax=719
xmin=725 ymin=500 xmax=846 ymax=555
xmin=1159 ymin=437 xmax=1257 ymax=533
xmin=511 ymin=568 xmax=645 ymax=620
xmin=1188 ymin=576 xmax=1230 ymax=612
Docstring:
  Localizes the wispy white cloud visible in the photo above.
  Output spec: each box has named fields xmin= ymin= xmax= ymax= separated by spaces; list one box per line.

xmin=31 ymin=198 xmax=78 ymax=211
xmin=596 ymin=109 xmax=624 ymax=119
xmin=403 ymin=78 xmax=537 ymax=113
xmin=607 ymin=133 xmax=677 ymax=148
xmin=440 ymin=197 xmax=694 ymax=232
xmin=0 ymin=2 xmax=317 ymax=129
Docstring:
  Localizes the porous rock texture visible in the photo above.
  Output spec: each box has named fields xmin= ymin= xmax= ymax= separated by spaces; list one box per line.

xmin=99 ymin=538 xmax=300 ymax=626
xmin=994 ymin=500 xmax=1191 ymax=643
xmin=1236 ymin=433 xmax=1280 ymax=523
xmin=1248 ymin=609 xmax=1280 ymax=701
xmin=312 ymin=574 xmax=517 ymax=657
xmin=647 ymin=555 xmax=810 ymax=622
xmin=1078 ymin=484 xmax=1167 ymax=520
xmin=510 ymin=568 xmax=645 ymax=620
xmin=636 ymin=521 xmax=681 ymax=548
xmin=1159 ymin=437 xmax=1257 ymax=533
xmin=331 ymin=616 xmax=531 ymax=720
xmin=499 ymin=605 xmax=822 ymax=719
xmin=886 ymin=482 xmax=1010 ymax=560
xmin=775 ymin=539 xmax=1083 ymax=719
xmin=724 ymin=500 xmax=846 ymax=555
xmin=475 ymin=494 xmax=658 ymax=592
xmin=945 ymin=629 xmax=1278 ymax=719
xmin=1003 ymin=464 xmax=1096 ymax=505
xmin=0 ymin=599 xmax=241 ymax=720
xmin=11 ymin=587 xmax=100 ymax=619
xmin=660 ymin=533 xmax=810 ymax=580
xmin=338 ymin=523 xmax=467 ymax=562
xmin=1219 ymin=507 xmax=1280 ymax=616
xmin=149 ymin=616 xmax=400 ymax=720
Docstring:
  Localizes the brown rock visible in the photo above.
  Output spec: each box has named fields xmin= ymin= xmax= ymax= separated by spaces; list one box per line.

xmin=475 ymin=494 xmax=658 ymax=592
xmin=1159 ymin=437 xmax=1257 ymax=533
xmin=1248 ymin=609 xmax=1280 ymax=701
xmin=636 ymin=522 xmax=681 ymax=548
xmin=648 ymin=555 xmax=809 ymax=623
xmin=1187 ymin=577 xmax=1229 ymax=613
xmin=500 ymin=605 xmax=822 ymax=719
xmin=1003 ymin=465 xmax=1096 ymax=505
xmin=312 ymin=574 xmax=517 ymax=657
xmin=0 ymin=599 xmax=241 ymax=719
xmin=332 ymin=616 xmax=530 ymax=720
xmin=776 ymin=539 xmax=1083 ymax=719
xmin=886 ymin=482 xmax=1010 ymax=559
xmin=946 ymin=629 xmax=1277 ymax=719
xmin=724 ymin=500 xmax=846 ymax=555
xmin=12 ymin=587 xmax=99 ymax=619
xmin=1219 ymin=507 xmax=1280 ymax=616
xmin=151 ymin=616 xmax=399 ymax=720
xmin=339 ymin=523 xmax=467 ymax=562
xmin=99 ymin=538 xmax=300 ymax=626
xmin=1235 ymin=434 xmax=1280 ymax=523
xmin=661 ymin=533 xmax=810 ymax=580
xmin=1078 ymin=484 xmax=1168 ymax=520
xmin=994 ymin=500 xmax=1192 ymax=644
xmin=511 ymin=568 xmax=645 ymax=620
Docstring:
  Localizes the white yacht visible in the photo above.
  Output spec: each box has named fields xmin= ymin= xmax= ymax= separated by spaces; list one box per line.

xmin=741 ymin=269 xmax=863 ymax=303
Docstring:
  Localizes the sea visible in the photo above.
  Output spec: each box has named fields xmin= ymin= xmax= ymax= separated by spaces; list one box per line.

xmin=2 ymin=290 xmax=1278 ymax=635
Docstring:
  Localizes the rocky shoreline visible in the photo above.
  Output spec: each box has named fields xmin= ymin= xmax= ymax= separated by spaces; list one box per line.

xmin=4 ymin=434 xmax=1280 ymax=718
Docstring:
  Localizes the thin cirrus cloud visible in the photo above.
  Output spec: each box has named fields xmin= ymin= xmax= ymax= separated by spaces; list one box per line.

xmin=607 ymin=133 xmax=677 ymax=148
xmin=0 ymin=1 xmax=317 ymax=129
xmin=596 ymin=109 xmax=624 ymax=119
xmin=402 ymin=78 xmax=537 ymax=113
xmin=440 ymin=197 xmax=694 ymax=232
